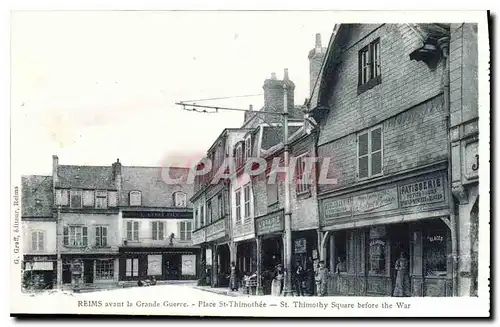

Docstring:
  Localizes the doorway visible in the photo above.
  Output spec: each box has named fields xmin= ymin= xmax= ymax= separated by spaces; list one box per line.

xmin=390 ymin=223 xmax=410 ymax=295
xmin=83 ymin=260 xmax=94 ymax=284
xmin=164 ymin=254 xmax=181 ymax=279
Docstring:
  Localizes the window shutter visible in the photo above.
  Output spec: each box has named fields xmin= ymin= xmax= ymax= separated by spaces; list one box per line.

xmin=95 ymin=226 xmax=101 ymax=246
xmin=159 ymin=221 xmax=164 ymax=240
xmin=63 ymin=226 xmax=69 ymax=246
xmin=151 ymin=221 xmax=156 ymax=240
xmin=134 ymin=221 xmax=139 ymax=241
xmin=82 ymin=227 xmax=88 ymax=247
xmin=108 ymin=191 xmax=117 ymax=207
xmin=31 ymin=232 xmax=37 ymax=251
xmin=126 ymin=221 xmax=132 ymax=241
xmin=39 ymin=232 xmax=44 ymax=251
xmin=103 ymin=227 xmax=108 ymax=247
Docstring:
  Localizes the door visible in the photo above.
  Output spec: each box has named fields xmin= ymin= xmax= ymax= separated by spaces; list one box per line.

xmin=83 ymin=260 xmax=94 ymax=283
xmin=164 ymin=254 xmax=181 ymax=279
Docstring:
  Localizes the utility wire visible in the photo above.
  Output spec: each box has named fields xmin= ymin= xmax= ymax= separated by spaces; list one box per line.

xmin=180 ymin=93 xmax=263 ymax=103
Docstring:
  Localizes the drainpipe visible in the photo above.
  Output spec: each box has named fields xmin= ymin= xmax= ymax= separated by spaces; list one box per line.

xmin=438 ymin=36 xmax=458 ymax=297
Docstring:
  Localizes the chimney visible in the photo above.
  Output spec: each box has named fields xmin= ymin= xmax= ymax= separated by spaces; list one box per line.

xmin=244 ymin=104 xmax=254 ymax=122
xmin=52 ymin=155 xmax=59 ymax=185
xmin=308 ymin=33 xmax=327 ymax=97
xmin=112 ymin=158 xmax=122 ymax=192
xmin=263 ymin=71 xmax=295 ymax=121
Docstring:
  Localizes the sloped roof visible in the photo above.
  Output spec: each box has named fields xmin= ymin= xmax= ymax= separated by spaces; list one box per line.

xmin=21 ymin=175 xmax=53 ymax=218
xmin=121 ymin=166 xmax=193 ymax=208
xmin=56 ymin=165 xmax=115 ymax=190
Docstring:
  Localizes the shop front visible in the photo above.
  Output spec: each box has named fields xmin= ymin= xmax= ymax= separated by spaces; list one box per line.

xmin=119 ymin=248 xmax=198 ymax=281
xmin=22 ymin=255 xmax=57 ymax=290
xmin=255 ymin=209 xmax=284 ymax=295
xmin=292 ymin=230 xmax=319 ymax=296
xmin=205 ymin=218 xmax=231 ymax=287
xmin=320 ymin=170 xmax=452 ymax=297
xmin=61 ymin=254 xmax=119 ymax=286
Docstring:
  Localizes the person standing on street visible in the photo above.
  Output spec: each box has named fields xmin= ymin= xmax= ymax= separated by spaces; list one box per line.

xmin=294 ymin=263 xmax=306 ymax=296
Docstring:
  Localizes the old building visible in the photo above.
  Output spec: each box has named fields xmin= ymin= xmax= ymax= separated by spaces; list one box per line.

xmin=21 ymin=175 xmax=57 ymax=290
xmin=52 ymin=156 xmax=121 ymax=287
xmin=117 ymin=163 xmax=197 ymax=283
xmin=308 ymin=23 xmax=470 ymax=297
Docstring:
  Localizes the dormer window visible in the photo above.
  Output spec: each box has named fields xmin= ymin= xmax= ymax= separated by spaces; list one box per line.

xmin=174 ymin=192 xmax=187 ymax=207
xmin=244 ymin=137 xmax=252 ymax=161
xmin=129 ymin=191 xmax=142 ymax=206
xmin=235 ymin=144 xmax=243 ymax=167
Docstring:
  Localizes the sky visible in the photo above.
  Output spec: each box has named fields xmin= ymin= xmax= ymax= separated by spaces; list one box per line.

xmin=11 ymin=11 xmax=336 ymax=176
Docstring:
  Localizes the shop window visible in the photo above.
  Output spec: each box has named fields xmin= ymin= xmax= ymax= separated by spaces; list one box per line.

xmin=126 ymin=221 xmax=140 ymax=241
xmin=180 ymin=221 xmax=192 ymax=241
xmin=368 ymin=226 xmax=387 ymax=276
xmin=95 ymin=260 xmax=114 ymax=279
xmin=151 ymin=221 xmax=165 ymax=240
xmin=423 ymin=228 xmax=447 ymax=277
xmin=125 ymin=258 xmax=139 ymax=277
xmin=235 ymin=189 xmax=242 ymax=224
xmin=31 ymin=230 xmax=44 ymax=252
xmin=95 ymin=226 xmax=108 ymax=247
xmin=357 ymin=126 xmax=383 ymax=180
xmin=129 ymin=191 xmax=142 ymax=206
xmin=63 ymin=226 xmax=88 ymax=247
xmin=55 ymin=189 xmax=69 ymax=206
xmin=95 ymin=190 xmax=108 ymax=209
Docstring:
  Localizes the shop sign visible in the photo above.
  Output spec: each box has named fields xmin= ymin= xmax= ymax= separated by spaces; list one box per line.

xmin=426 ymin=235 xmax=444 ymax=243
xmin=122 ymin=211 xmax=192 ymax=219
xmin=323 ymin=197 xmax=352 ymax=220
xmin=206 ymin=219 xmax=226 ymax=242
xmin=294 ymin=238 xmax=307 ymax=254
xmin=191 ymin=228 xmax=206 ymax=245
xmin=352 ymin=187 xmax=398 ymax=215
xmin=399 ymin=177 xmax=445 ymax=208
xmin=256 ymin=211 xmax=284 ymax=236
xmin=464 ymin=141 xmax=479 ymax=180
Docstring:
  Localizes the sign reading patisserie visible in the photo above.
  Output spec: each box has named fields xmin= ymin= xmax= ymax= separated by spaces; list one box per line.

xmin=399 ymin=177 xmax=445 ymax=208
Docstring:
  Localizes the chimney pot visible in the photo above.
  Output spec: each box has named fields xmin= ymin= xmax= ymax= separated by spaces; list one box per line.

xmin=271 ymin=72 xmax=277 ymax=80
xmin=249 ymin=104 xmax=253 ymax=111
xmin=315 ymin=33 xmax=322 ymax=48
xmin=284 ymin=68 xmax=289 ymax=80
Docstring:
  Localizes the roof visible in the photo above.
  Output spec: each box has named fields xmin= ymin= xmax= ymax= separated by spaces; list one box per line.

xmin=56 ymin=165 xmax=115 ymax=190
xmin=21 ymin=175 xmax=53 ymax=218
xmin=121 ymin=166 xmax=193 ymax=208
xmin=260 ymin=125 xmax=302 ymax=151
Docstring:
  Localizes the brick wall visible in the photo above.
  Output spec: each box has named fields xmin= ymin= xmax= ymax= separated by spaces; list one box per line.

xmin=318 ymin=24 xmax=445 ymax=146
xmin=316 ymin=24 xmax=449 ymax=195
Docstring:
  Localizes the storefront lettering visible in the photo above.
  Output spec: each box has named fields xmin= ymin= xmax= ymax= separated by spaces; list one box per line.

xmin=352 ymin=187 xmax=398 ymax=215
xmin=399 ymin=177 xmax=445 ymax=208
xmin=256 ymin=211 xmax=284 ymax=236
xmin=369 ymin=239 xmax=386 ymax=247
xmin=427 ymin=235 xmax=444 ymax=243
xmin=464 ymin=141 xmax=479 ymax=179
xmin=323 ymin=197 xmax=352 ymax=219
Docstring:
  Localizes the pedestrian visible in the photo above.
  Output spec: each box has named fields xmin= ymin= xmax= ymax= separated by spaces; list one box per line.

xmin=315 ymin=261 xmax=328 ymax=296
xmin=271 ymin=264 xmax=284 ymax=296
xmin=393 ymin=252 xmax=409 ymax=297
xmin=294 ymin=263 xmax=306 ymax=296
xmin=229 ymin=261 xmax=238 ymax=291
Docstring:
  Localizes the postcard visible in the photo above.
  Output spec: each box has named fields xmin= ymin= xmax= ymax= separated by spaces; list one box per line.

xmin=9 ymin=9 xmax=490 ymax=318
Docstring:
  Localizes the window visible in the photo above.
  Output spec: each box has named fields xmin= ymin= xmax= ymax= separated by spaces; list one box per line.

xmin=358 ymin=126 xmax=383 ymax=179
xmin=70 ymin=190 xmax=82 ymax=208
xmin=55 ymin=189 xmax=69 ymax=206
xmin=95 ymin=190 xmax=108 ymax=209
xmin=151 ymin=221 xmax=165 ymax=241
xmin=31 ymin=231 xmax=44 ymax=251
xmin=126 ymin=221 xmax=140 ymax=241
xmin=83 ymin=190 xmax=94 ymax=207
xmin=235 ymin=189 xmax=242 ymax=224
xmin=129 ymin=191 xmax=142 ymax=206
xmin=95 ymin=226 xmax=108 ymax=247
xmin=368 ymin=226 xmax=387 ymax=276
xmin=244 ymin=137 xmax=252 ymax=161
xmin=217 ymin=193 xmax=224 ymax=219
xmin=63 ymin=226 xmax=88 ymax=247
xmin=423 ymin=226 xmax=448 ymax=277
xmin=334 ymin=231 xmax=348 ymax=273
xmin=125 ymin=258 xmax=139 ymax=277
xmin=195 ymin=208 xmax=199 ymax=228
xmin=180 ymin=221 xmax=192 ymax=241
xmin=108 ymin=191 xmax=117 ymax=207
xmin=359 ymin=38 xmax=381 ymax=86
xmin=236 ymin=145 xmax=243 ymax=167
xmin=206 ymin=200 xmax=212 ymax=224
xmin=295 ymin=155 xmax=311 ymax=194
xmin=267 ymin=182 xmax=278 ymax=205
xmin=174 ymin=192 xmax=187 ymax=207
xmin=95 ymin=260 xmax=114 ymax=279
xmin=200 ymin=205 xmax=205 ymax=226
xmin=243 ymin=184 xmax=251 ymax=220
